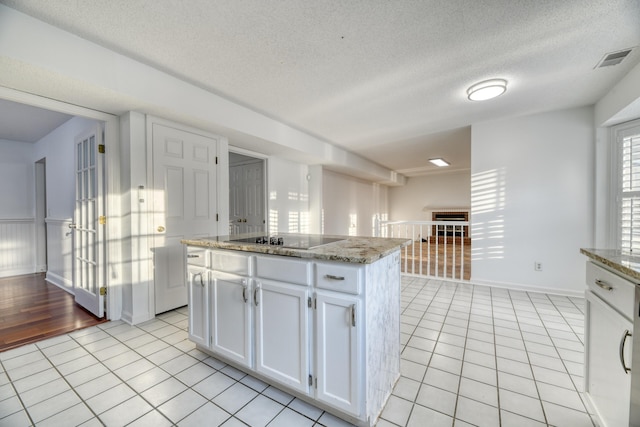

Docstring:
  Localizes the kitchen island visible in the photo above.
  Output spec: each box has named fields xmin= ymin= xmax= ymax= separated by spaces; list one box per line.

xmin=182 ymin=233 xmax=411 ymax=427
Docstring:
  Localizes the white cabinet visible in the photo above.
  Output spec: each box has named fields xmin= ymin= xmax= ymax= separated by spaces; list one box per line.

xmin=584 ymin=260 xmax=635 ymax=427
xmin=187 ymin=265 xmax=209 ymax=348
xmin=210 ymin=271 xmax=253 ymax=368
xmin=315 ymin=290 xmax=361 ymax=415
xmin=186 ymin=245 xmax=401 ymax=427
xmin=255 ymin=279 xmax=310 ymax=394
xmin=585 ymin=291 xmax=632 ymax=427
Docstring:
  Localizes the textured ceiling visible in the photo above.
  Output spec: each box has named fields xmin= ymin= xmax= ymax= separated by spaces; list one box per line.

xmin=1 ymin=0 xmax=639 ymax=175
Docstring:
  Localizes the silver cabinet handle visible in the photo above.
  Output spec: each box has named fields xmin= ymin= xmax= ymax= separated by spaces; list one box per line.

xmin=187 ymin=254 xmax=200 ymax=258
xmin=242 ymin=280 xmax=248 ymax=303
xmin=350 ymin=304 xmax=356 ymax=327
xmin=193 ymin=272 xmax=204 ymax=287
xmin=620 ymin=329 xmax=632 ymax=374
xmin=325 ymin=274 xmax=345 ymax=281
xmin=254 ymin=284 xmax=259 ymax=306
xmin=595 ymin=279 xmax=613 ymax=291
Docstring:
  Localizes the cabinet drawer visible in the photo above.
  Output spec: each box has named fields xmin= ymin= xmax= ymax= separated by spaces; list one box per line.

xmin=210 ymin=250 xmax=252 ymax=275
xmin=586 ymin=261 xmax=635 ymax=319
xmin=187 ymin=247 xmax=208 ymax=267
xmin=255 ymin=256 xmax=311 ymax=286
xmin=316 ymin=262 xmax=362 ymax=295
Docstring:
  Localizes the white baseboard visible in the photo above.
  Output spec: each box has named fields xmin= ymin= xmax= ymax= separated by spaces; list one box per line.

xmin=45 ymin=272 xmax=74 ymax=295
xmin=121 ymin=309 xmax=153 ymax=326
xmin=0 ymin=267 xmax=35 ymax=278
xmin=402 ymin=274 xmax=585 ymax=298
xmin=469 ymin=278 xmax=585 ymax=298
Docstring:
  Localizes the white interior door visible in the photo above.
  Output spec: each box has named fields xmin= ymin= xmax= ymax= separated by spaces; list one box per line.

xmin=229 ymin=159 xmax=265 ymax=234
xmin=152 ymin=123 xmax=218 ymax=314
xmin=73 ymin=126 xmax=105 ymax=318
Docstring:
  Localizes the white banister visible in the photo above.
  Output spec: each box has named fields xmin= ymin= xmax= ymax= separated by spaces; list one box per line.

xmin=376 ymin=220 xmax=470 ymax=281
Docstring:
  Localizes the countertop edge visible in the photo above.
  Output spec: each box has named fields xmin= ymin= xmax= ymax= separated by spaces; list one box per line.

xmin=182 ymin=236 xmax=411 ymax=264
xmin=580 ymin=248 xmax=640 ymax=282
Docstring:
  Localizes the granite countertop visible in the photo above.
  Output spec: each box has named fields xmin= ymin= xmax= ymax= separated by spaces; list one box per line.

xmin=581 ymin=248 xmax=640 ymax=282
xmin=182 ymin=233 xmax=412 ymax=264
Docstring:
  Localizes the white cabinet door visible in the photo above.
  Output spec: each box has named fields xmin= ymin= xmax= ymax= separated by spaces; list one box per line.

xmin=315 ymin=291 xmax=361 ymax=416
xmin=586 ymin=291 xmax=632 ymax=427
xmin=255 ymin=280 xmax=310 ymax=394
xmin=210 ymin=272 xmax=253 ymax=368
xmin=187 ymin=266 xmax=209 ymax=348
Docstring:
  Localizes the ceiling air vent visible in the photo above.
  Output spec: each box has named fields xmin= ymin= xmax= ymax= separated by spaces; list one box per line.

xmin=596 ymin=48 xmax=633 ymax=68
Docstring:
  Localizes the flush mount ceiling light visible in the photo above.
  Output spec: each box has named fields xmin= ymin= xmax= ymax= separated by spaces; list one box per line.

xmin=467 ymin=79 xmax=507 ymax=101
xmin=429 ymin=158 xmax=450 ymax=167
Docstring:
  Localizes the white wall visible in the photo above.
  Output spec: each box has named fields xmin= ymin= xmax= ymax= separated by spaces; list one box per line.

xmin=267 ymin=157 xmax=310 ymax=234
xmin=322 ymin=169 xmax=389 ymax=237
xmin=471 ymin=106 xmax=594 ymax=296
xmin=388 ymin=171 xmax=471 ymax=221
xmin=32 ymin=116 xmax=99 ymax=219
xmin=0 ymin=139 xmax=35 ymax=276
xmin=0 ymin=139 xmax=34 ymax=218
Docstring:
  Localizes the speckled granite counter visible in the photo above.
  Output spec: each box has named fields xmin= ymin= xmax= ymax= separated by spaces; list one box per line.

xmin=181 ymin=233 xmax=411 ymax=264
xmin=580 ymin=248 xmax=640 ymax=282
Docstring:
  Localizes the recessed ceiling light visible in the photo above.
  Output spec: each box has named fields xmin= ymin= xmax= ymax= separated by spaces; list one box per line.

xmin=467 ymin=79 xmax=507 ymax=101
xmin=429 ymin=158 xmax=450 ymax=167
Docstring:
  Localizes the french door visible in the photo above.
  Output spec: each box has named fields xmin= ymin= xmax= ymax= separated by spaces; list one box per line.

xmin=72 ymin=125 xmax=105 ymax=318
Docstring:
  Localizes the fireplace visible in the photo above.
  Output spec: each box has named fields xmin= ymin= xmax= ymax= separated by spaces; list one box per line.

xmin=432 ymin=211 xmax=469 ymax=238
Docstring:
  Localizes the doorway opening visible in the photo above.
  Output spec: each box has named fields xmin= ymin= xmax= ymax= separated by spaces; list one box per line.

xmin=229 ymin=152 xmax=267 ymax=235
xmin=35 ymin=158 xmax=47 ymax=273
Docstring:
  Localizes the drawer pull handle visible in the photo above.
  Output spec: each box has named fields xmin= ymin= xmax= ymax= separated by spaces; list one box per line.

xmin=254 ymin=286 xmax=259 ymax=306
xmin=325 ymin=274 xmax=345 ymax=281
xmin=620 ymin=329 xmax=632 ymax=374
xmin=187 ymin=254 xmax=200 ymax=258
xmin=595 ymin=279 xmax=613 ymax=291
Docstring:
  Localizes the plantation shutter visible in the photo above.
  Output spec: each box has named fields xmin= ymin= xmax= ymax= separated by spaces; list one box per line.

xmin=620 ymin=131 xmax=640 ymax=253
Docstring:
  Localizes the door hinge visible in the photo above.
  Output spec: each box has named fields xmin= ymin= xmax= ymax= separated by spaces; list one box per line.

xmin=99 ymin=216 xmax=106 ymax=225
xmin=98 ymin=144 xmax=105 ymax=154
xmin=308 ymin=375 xmax=313 ymax=386
xmin=215 ymin=156 xmax=218 ymax=164
xmin=307 ymin=297 xmax=312 ymax=308
xmin=99 ymin=287 xmax=107 ymax=296
xmin=216 ymin=213 xmax=219 ymax=221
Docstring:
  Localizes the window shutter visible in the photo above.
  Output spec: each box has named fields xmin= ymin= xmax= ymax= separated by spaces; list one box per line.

xmin=620 ymin=133 xmax=640 ymax=252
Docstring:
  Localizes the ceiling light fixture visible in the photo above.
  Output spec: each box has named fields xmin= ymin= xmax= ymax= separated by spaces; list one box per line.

xmin=467 ymin=79 xmax=507 ymax=101
xmin=429 ymin=158 xmax=450 ymax=167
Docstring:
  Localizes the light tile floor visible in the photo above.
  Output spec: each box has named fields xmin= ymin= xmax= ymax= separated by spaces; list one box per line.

xmin=0 ymin=276 xmax=596 ymax=426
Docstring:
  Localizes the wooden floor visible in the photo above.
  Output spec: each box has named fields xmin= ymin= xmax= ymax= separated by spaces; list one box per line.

xmin=0 ymin=273 xmax=107 ymax=352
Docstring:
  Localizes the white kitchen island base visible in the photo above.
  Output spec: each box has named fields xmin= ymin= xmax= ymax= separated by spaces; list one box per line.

xmin=183 ymin=234 xmax=408 ymax=426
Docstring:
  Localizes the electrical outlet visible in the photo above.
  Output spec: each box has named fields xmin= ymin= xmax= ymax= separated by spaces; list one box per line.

xmin=534 ymin=262 xmax=543 ymax=271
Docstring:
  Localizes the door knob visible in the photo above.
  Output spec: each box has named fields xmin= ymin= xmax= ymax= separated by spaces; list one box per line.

xmin=157 ymin=226 xmax=165 ymax=232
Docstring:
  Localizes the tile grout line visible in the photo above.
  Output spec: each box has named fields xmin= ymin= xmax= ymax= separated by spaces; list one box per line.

xmin=504 ymin=288 xmax=549 ymax=426
xmin=102 ymin=313 xmax=323 ymax=426
xmin=0 ymin=354 xmax=37 ymax=426
xmin=523 ymin=290 xmax=596 ymax=426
